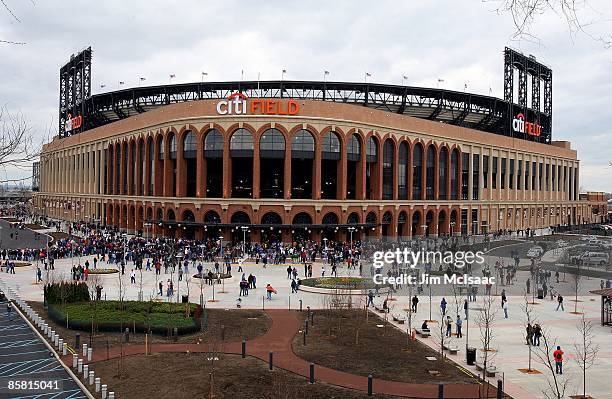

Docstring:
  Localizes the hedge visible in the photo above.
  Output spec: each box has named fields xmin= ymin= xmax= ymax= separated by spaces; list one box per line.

xmin=44 ymin=282 xmax=90 ymax=304
xmin=47 ymin=301 xmax=202 ymax=335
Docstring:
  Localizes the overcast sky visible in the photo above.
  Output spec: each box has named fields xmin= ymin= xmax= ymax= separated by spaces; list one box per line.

xmin=1 ymin=0 xmax=611 ymax=191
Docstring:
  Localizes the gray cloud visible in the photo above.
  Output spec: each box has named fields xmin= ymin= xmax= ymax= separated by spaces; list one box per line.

xmin=1 ymin=0 xmax=611 ymax=191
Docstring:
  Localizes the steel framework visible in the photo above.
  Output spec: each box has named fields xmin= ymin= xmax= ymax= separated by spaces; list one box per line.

xmin=59 ymin=47 xmax=92 ymax=138
xmin=503 ymin=47 xmax=553 ymax=141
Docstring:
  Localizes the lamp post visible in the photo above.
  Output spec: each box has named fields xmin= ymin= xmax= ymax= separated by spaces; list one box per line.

xmin=348 ymin=226 xmax=356 ymax=250
xmin=241 ymin=226 xmax=249 ymax=258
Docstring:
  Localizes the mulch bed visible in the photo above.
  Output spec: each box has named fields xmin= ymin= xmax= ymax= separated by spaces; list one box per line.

xmin=292 ymin=310 xmax=477 ymax=385
xmin=28 ymin=301 xmax=271 ymax=350
xmin=48 ymin=232 xmax=77 ymax=241
xmin=24 ymin=223 xmax=47 ymax=230
xmin=88 ymin=353 xmax=396 ymax=399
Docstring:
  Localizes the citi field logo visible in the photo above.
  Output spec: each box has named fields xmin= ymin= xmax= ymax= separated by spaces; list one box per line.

xmin=216 ymin=92 xmax=300 ymax=116
xmin=64 ymin=113 xmax=83 ymax=132
xmin=512 ymin=113 xmax=541 ymax=137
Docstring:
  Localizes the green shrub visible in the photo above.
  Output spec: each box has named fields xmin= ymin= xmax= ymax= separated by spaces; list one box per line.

xmin=44 ymin=282 xmax=90 ymax=304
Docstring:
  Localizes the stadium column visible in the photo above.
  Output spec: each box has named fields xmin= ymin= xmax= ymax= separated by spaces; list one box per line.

xmin=144 ymin=138 xmax=151 ymax=196
xmin=392 ymin=139 xmax=399 ymax=200
xmin=120 ymin=142 xmax=127 ymax=196
xmin=420 ymin=144 xmax=426 ymax=202
xmin=99 ymin=146 xmax=105 ymax=195
xmin=432 ymin=206 xmax=439 ymax=237
xmin=445 ymin=148 xmax=451 ymax=201
xmin=313 ymin=139 xmax=321 ymax=200
xmin=479 ymin=148 xmax=484 ymax=201
xmin=357 ymin=140 xmax=366 ymax=200
xmin=338 ymin=141 xmax=347 ymax=200
xmin=433 ymin=145 xmax=439 ymax=201
xmin=253 ymin=134 xmax=260 ymax=199
xmin=163 ymin=134 xmax=173 ymax=197
xmin=222 ymin=134 xmax=231 ymax=199
xmin=135 ymin=140 xmax=142 ymax=196
xmin=176 ymin=133 xmax=186 ymax=197
xmin=284 ymin=138 xmax=291 ymax=199
xmin=127 ymin=142 xmax=134 ymax=196
xmin=196 ymin=130 xmax=205 ymax=198
xmin=375 ymin=138 xmax=383 ymax=200
xmin=107 ymin=145 xmax=113 ymax=196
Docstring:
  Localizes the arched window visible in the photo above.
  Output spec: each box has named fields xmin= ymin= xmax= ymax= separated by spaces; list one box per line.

xmin=157 ymin=136 xmax=164 ymax=160
xmin=147 ymin=137 xmax=154 ymax=195
xmin=291 ymin=130 xmax=315 ymax=157
xmin=439 ymin=147 xmax=448 ymax=200
xmin=260 ymin=128 xmax=285 ymax=158
xmin=365 ymin=212 xmax=377 ymax=225
xmin=230 ymin=129 xmax=254 ymax=155
xmin=204 ymin=210 xmax=221 ymax=224
xmin=261 ymin=212 xmax=282 ymax=225
xmin=426 ymin=145 xmax=435 ymax=200
xmin=292 ymin=212 xmax=313 ymax=225
xmin=322 ymin=212 xmax=339 ymax=225
xmin=382 ymin=139 xmax=394 ymax=200
xmin=167 ymin=209 xmax=176 ymax=221
xmin=182 ymin=210 xmax=195 ymax=222
xmin=366 ymin=137 xmax=378 ymax=161
xmin=412 ymin=143 xmax=423 ymax=200
xmin=347 ymin=134 xmax=361 ymax=162
xmin=347 ymin=212 xmax=360 ymax=225
xmin=169 ymin=134 xmax=177 ymax=160
xmin=398 ymin=142 xmax=408 ymax=199
xmin=204 ymin=129 xmax=224 ymax=157
xmin=450 ymin=149 xmax=459 ymax=200
xmin=183 ymin=131 xmax=197 ymax=158
xmin=321 ymin=132 xmax=341 ymax=159
xmin=231 ymin=211 xmax=251 ymax=225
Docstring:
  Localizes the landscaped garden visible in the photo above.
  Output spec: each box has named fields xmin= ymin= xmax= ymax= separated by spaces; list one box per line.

xmin=300 ymin=277 xmax=379 ymax=290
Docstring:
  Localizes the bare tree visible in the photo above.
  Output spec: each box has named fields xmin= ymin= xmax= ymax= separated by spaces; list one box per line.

xmin=476 ymin=293 xmax=498 ymax=392
xmin=520 ymin=289 xmax=537 ymax=372
xmin=0 ymin=1 xmax=27 ymax=45
xmin=533 ymin=327 xmax=569 ymax=399
xmin=0 ymin=107 xmax=41 ymax=183
xmin=571 ymin=263 xmax=583 ymax=313
xmin=490 ymin=0 xmax=612 ymax=47
xmin=573 ymin=314 xmax=599 ymax=399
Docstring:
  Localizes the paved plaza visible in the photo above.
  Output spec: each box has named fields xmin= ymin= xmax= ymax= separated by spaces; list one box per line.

xmin=1 ymin=225 xmax=611 ymax=399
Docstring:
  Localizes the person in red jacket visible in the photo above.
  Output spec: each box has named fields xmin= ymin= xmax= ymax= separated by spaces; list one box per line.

xmin=266 ymin=284 xmax=277 ymax=300
xmin=553 ymin=346 xmax=564 ymax=374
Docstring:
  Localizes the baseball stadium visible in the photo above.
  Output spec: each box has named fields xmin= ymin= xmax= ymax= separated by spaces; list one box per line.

xmin=33 ymin=47 xmax=606 ymax=242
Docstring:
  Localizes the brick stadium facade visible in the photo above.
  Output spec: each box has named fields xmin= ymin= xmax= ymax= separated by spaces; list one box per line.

xmin=34 ymin=97 xmax=597 ymax=242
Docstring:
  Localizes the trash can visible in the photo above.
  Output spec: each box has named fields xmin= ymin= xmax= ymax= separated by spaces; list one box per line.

xmin=181 ymin=295 xmax=189 ymax=303
xmin=466 ymin=347 xmax=476 ymax=365
xmin=537 ymin=289 xmax=544 ymax=299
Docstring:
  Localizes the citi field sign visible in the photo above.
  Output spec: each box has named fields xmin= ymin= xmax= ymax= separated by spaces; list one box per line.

xmin=512 ymin=113 xmax=541 ymax=137
xmin=216 ymin=92 xmax=300 ymax=116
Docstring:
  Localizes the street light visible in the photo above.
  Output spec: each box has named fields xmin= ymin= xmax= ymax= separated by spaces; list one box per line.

xmin=348 ymin=226 xmax=356 ymax=252
xmin=241 ymin=226 xmax=249 ymax=258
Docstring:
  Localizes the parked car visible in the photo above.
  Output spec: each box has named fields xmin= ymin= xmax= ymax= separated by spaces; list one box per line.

xmin=578 ymin=252 xmax=610 ymax=266
xmin=527 ymin=246 xmax=544 ymax=259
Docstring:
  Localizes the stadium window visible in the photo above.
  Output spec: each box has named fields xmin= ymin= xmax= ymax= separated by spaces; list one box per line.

xmin=472 ymin=154 xmax=479 ymax=200
xmin=483 ymin=155 xmax=489 ymax=189
xmin=501 ymin=158 xmax=506 ymax=190
xmin=492 ymin=157 xmax=498 ymax=189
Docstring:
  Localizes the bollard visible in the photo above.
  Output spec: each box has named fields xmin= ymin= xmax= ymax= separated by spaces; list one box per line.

xmin=269 ymin=351 xmax=273 ymax=371
xmin=241 ymin=339 xmax=246 ymax=358
xmin=77 ymin=359 xmax=83 ymax=373
xmin=75 ymin=333 xmax=80 ymax=349
xmin=101 ymin=385 xmax=107 ymax=399
xmin=95 ymin=378 xmax=101 ymax=392
xmin=303 ymin=329 xmax=306 ymax=346
xmin=173 ymin=327 xmax=178 ymax=343
xmin=72 ymin=354 xmax=78 ymax=368
xmin=83 ymin=364 xmax=88 ymax=378
xmin=125 ymin=328 xmax=130 ymax=343
xmin=299 ymin=299 xmax=302 ymax=311
xmin=438 ymin=384 xmax=444 ymax=399
xmin=44 ymin=324 xmax=48 ymax=335
xmin=89 ymin=371 xmax=94 ymax=385
xmin=87 ymin=347 xmax=92 ymax=362
xmin=497 ymin=379 xmax=503 ymax=399
xmin=109 ymin=392 xmax=115 ymax=399
xmin=310 ymin=312 xmax=314 ymax=326
xmin=368 ymin=374 xmax=373 ymax=396
xmin=50 ymin=330 xmax=55 ymax=340
xmin=62 ymin=343 xmax=67 ymax=356
xmin=305 ymin=320 xmax=309 ymax=335
xmin=309 ymin=363 xmax=315 ymax=384
xmin=58 ymin=338 xmax=63 ymax=351
xmin=82 ymin=343 xmax=88 ymax=357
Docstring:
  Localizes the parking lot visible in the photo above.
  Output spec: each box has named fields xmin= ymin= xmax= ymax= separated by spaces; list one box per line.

xmin=0 ymin=303 xmax=87 ymax=399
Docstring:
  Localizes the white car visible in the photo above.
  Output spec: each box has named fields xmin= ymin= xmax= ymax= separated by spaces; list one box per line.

xmin=527 ymin=246 xmax=544 ymax=259
xmin=578 ymin=252 xmax=610 ymax=266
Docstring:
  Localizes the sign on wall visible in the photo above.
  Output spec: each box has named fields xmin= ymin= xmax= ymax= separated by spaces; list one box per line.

xmin=216 ymin=92 xmax=300 ymax=116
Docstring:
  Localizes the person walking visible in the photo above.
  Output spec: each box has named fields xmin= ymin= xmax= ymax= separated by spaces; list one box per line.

xmin=456 ymin=315 xmax=463 ymax=338
xmin=463 ymin=299 xmax=468 ymax=319
xmin=553 ymin=346 xmax=564 ymax=374
xmin=503 ymin=300 xmax=509 ymax=318
xmin=440 ymin=297 xmax=447 ymax=315
xmin=367 ymin=290 xmax=374 ymax=307
xmin=266 ymin=284 xmax=277 ymax=300
xmin=533 ymin=324 xmax=542 ymax=346
xmin=411 ymin=295 xmax=419 ymax=313
xmin=556 ymin=294 xmax=564 ymax=311
xmin=445 ymin=315 xmax=453 ymax=337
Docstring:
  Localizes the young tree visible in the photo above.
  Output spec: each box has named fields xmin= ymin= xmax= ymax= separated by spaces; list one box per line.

xmin=520 ymin=289 xmax=537 ymax=372
xmin=573 ymin=314 xmax=599 ymax=399
xmin=533 ymin=326 xmax=569 ymax=399
xmin=476 ymin=293 xmax=498 ymax=389
xmin=571 ymin=263 xmax=583 ymax=314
